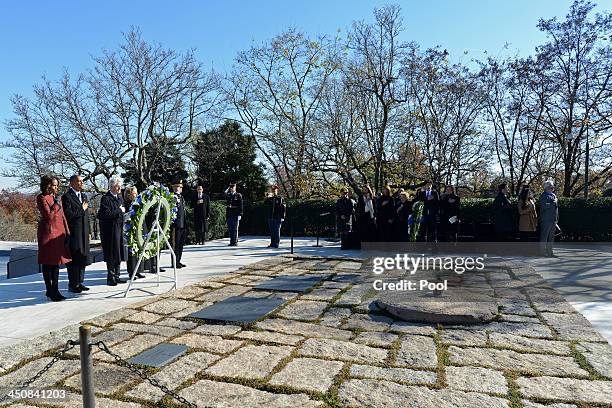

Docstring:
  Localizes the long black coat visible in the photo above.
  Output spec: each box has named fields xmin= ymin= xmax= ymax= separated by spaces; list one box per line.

xmin=62 ymin=189 xmax=91 ymax=266
xmin=416 ymin=189 xmax=440 ymax=220
xmin=98 ymin=191 xmax=126 ymax=265
xmin=355 ymin=195 xmax=377 ymax=241
xmin=376 ymin=195 xmax=396 ymax=241
xmin=174 ymin=194 xmax=187 ymax=229
xmin=440 ymin=193 xmax=460 ymax=222
xmin=395 ymin=200 xmax=412 ymax=241
xmin=192 ymin=193 xmax=210 ymax=233
xmin=336 ymin=197 xmax=355 ymax=233
xmin=493 ymin=192 xmax=514 ymax=233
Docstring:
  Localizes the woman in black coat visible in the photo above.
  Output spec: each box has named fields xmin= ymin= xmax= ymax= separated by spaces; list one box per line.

xmin=395 ymin=191 xmax=412 ymax=242
xmin=355 ymin=185 xmax=377 ymax=243
xmin=98 ymin=176 xmax=127 ymax=286
xmin=376 ymin=185 xmax=396 ymax=242
xmin=492 ymin=183 xmax=514 ymax=241
xmin=439 ymin=185 xmax=460 ymax=242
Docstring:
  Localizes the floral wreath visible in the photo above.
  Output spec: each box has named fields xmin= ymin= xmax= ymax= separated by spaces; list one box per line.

xmin=124 ymin=183 xmax=179 ymax=259
xmin=408 ymin=200 xmax=425 ymax=242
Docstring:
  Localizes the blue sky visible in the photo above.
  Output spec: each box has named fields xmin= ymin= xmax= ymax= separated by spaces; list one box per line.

xmin=1 ymin=0 xmax=610 ymax=189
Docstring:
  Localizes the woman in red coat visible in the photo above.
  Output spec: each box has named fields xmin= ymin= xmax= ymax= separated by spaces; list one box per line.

xmin=37 ymin=175 xmax=71 ymax=301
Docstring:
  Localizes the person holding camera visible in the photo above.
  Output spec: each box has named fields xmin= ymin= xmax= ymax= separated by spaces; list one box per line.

xmin=264 ymin=185 xmax=286 ymax=248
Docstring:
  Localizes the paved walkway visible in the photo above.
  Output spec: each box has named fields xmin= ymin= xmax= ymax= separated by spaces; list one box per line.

xmin=0 ymin=236 xmax=357 ymax=347
xmin=508 ymin=243 xmax=612 ymax=343
xmin=0 ymin=255 xmax=610 ymax=407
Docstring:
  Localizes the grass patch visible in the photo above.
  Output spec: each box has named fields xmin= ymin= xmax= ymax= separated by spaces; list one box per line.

xmin=569 ymin=341 xmax=607 ymax=380
xmin=504 ymin=371 xmax=523 ymax=408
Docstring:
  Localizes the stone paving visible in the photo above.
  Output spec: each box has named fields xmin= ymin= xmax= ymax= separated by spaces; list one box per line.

xmin=0 ymin=255 xmax=611 ymax=407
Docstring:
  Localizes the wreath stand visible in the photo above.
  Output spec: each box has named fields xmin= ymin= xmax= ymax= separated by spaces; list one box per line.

xmin=124 ymin=196 xmax=178 ymax=298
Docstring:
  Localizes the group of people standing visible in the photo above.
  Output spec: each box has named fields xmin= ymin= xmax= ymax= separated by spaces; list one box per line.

xmin=493 ymin=181 xmax=559 ymax=256
xmin=36 ymin=175 xmax=90 ymax=301
xmin=35 ymin=175 xmax=208 ymax=301
xmin=336 ymin=180 xmax=461 ymax=244
xmin=336 ymin=179 xmax=560 ymax=256
xmin=35 ymin=174 xmax=285 ymax=301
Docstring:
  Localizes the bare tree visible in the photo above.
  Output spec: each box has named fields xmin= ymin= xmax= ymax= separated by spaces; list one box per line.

xmin=3 ymin=29 xmax=218 ymax=191
xmin=535 ymin=0 xmax=612 ymax=196
xmin=403 ymin=47 xmax=488 ymax=188
xmin=345 ymin=4 xmax=409 ymax=192
xmin=226 ymin=29 xmax=339 ymax=198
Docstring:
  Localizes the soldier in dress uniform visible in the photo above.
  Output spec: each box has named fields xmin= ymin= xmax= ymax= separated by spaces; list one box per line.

xmin=225 ymin=182 xmax=243 ymax=246
xmin=170 ymin=180 xmax=187 ymax=268
xmin=264 ymin=184 xmax=286 ymax=248
xmin=192 ymin=185 xmax=211 ymax=245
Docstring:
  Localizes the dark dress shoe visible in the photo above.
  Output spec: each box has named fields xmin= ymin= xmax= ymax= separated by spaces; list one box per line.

xmin=116 ymin=278 xmax=127 ymax=284
xmin=179 ymin=263 xmax=186 ymax=268
xmin=79 ymin=285 xmax=90 ymax=291
xmin=176 ymin=264 xmax=183 ymax=269
xmin=135 ymin=272 xmax=146 ymax=279
xmin=47 ymin=293 xmax=65 ymax=302
xmin=56 ymin=292 xmax=67 ymax=300
xmin=69 ymin=287 xmax=82 ymax=294
xmin=107 ymin=280 xmax=118 ymax=286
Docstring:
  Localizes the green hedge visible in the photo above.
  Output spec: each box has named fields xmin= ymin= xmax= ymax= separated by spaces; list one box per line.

xmin=185 ymin=201 xmax=227 ymax=243
xmin=459 ymin=197 xmax=612 ymax=241
xmin=240 ymin=199 xmax=336 ymax=238
xmin=185 ymin=197 xmax=612 ymax=242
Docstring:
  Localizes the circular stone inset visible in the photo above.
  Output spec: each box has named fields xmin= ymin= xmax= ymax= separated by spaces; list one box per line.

xmin=376 ymin=289 xmax=498 ymax=325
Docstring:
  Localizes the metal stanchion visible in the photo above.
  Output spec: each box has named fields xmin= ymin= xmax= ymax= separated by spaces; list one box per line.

xmin=79 ymin=325 xmax=96 ymax=408
xmin=290 ymin=213 xmax=294 ymax=254
xmin=313 ymin=212 xmax=330 ymax=248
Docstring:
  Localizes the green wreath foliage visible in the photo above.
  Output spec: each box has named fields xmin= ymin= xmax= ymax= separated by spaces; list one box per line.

xmin=124 ymin=183 xmax=178 ymax=259
xmin=409 ymin=200 xmax=425 ymax=242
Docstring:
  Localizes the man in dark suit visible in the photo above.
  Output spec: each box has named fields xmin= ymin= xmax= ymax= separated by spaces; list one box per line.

xmin=62 ymin=175 xmax=91 ymax=293
xmin=416 ymin=180 xmax=440 ymax=242
xmin=170 ymin=180 xmax=187 ymax=268
xmin=192 ymin=185 xmax=210 ymax=245
xmin=226 ymin=182 xmax=243 ymax=246
xmin=97 ymin=176 xmax=127 ymax=286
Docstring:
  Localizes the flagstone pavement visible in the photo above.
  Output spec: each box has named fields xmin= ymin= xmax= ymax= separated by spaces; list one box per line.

xmin=0 ymin=255 xmax=611 ymax=407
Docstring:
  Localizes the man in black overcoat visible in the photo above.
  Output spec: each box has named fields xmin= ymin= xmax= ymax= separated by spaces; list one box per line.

xmin=416 ymin=180 xmax=440 ymax=242
xmin=192 ymin=185 xmax=210 ymax=245
xmin=97 ymin=176 xmax=127 ymax=286
xmin=170 ymin=181 xmax=187 ymax=268
xmin=62 ymin=175 xmax=91 ymax=293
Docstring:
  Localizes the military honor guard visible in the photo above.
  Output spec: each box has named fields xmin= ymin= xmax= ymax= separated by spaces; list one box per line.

xmin=264 ymin=184 xmax=286 ymax=248
xmin=225 ymin=182 xmax=243 ymax=246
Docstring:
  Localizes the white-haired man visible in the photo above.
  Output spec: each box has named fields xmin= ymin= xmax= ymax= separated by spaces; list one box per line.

xmin=539 ymin=180 xmax=559 ymax=257
xmin=97 ymin=176 xmax=127 ymax=285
